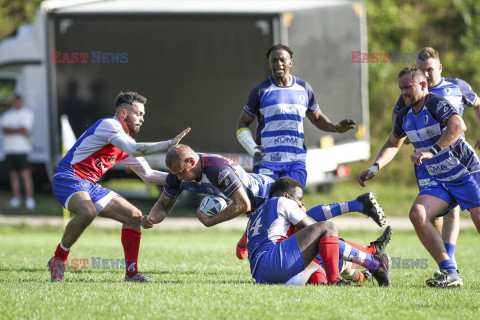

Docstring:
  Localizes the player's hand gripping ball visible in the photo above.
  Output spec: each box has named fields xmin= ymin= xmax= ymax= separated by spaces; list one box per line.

xmin=199 ymin=195 xmax=228 ymax=217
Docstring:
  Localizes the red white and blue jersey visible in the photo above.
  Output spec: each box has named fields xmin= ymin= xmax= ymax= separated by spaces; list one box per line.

xmin=246 ymin=197 xmax=306 ymax=276
xmin=163 ymin=153 xmax=275 ymax=211
xmin=56 ymin=117 xmax=137 ymax=183
xmin=393 ymin=93 xmax=480 ymax=182
xmin=243 ymin=76 xmax=320 ymax=165
xmin=394 ymin=77 xmax=478 ymax=116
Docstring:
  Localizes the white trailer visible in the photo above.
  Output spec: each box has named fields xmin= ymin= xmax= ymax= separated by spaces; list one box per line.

xmin=0 ymin=0 xmax=369 ymax=188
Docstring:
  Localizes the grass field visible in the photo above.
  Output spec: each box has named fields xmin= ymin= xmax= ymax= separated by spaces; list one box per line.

xmin=1 ymin=224 xmax=480 ymax=319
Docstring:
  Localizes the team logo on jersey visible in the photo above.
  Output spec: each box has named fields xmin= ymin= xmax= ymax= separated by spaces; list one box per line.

xmin=218 ymin=169 xmax=230 ymax=185
xmin=424 ymin=114 xmax=429 ymax=124
xmin=299 ymin=95 xmax=306 ymax=104
xmin=109 ymin=156 xmax=116 ymax=162
xmin=444 ymin=88 xmax=451 ymax=94
xmin=425 ymin=128 xmax=436 ymax=138
xmin=274 ymin=136 xmax=298 ymax=145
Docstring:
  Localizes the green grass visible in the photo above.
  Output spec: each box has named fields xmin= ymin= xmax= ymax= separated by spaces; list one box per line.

xmin=1 ymin=224 xmax=480 ymax=319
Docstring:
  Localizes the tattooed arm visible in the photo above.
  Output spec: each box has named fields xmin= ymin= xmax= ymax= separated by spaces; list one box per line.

xmin=141 ymin=192 xmax=178 ymax=229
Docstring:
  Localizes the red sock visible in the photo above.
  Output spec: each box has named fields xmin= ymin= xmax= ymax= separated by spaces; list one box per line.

xmin=237 ymin=232 xmax=247 ymax=247
xmin=340 ymin=238 xmax=376 ymax=255
xmin=54 ymin=243 xmax=70 ymax=261
xmin=122 ymin=228 xmax=141 ymax=278
xmin=308 ymin=269 xmax=327 ymax=284
xmin=318 ymin=236 xmax=341 ymax=284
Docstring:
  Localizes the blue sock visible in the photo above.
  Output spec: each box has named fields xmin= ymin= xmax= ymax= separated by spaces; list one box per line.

xmin=338 ymin=240 xmax=380 ymax=271
xmin=444 ymin=243 xmax=456 ymax=259
xmin=438 ymin=259 xmax=458 ymax=274
xmin=348 ymin=199 xmax=363 ymax=213
xmin=307 ymin=200 xmax=361 ymax=222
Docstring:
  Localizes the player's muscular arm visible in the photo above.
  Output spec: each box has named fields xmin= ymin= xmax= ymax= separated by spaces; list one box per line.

xmin=411 ymin=114 xmax=466 ymax=165
xmin=435 ymin=114 xmax=466 ymax=149
xmin=142 ymin=192 xmax=177 ymax=229
xmin=197 ymin=187 xmax=251 ymax=227
xmin=236 ymin=111 xmax=255 ymax=130
xmin=357 ymin=132 xmax=405 ymax=186
xmin=122 ymin=156 xmax=168 ymax=184
xmin=111 ymin=127 xmax=190 ymax=157
xmin=306 ymin=110 xmax=356 ymax=133
xmin=391 ymin=110 xmax=398 ymax=125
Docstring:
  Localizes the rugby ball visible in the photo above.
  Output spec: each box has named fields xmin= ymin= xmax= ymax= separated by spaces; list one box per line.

xmin=199 ymin=195 xmax=228 ymax=217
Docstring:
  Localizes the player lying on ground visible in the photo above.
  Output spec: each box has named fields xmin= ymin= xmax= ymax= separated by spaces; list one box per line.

xmin=246 ymin=177 xmax=391 ymax=286
xmin=142 ymin=145 xmax=385 ymax=234
xmin=48 ymin=91 xmax=190 ymax=282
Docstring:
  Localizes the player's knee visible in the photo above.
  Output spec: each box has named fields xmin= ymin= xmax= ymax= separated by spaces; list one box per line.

xmin=123 ymin=209 xmax=142 ymax=225
xmin=316 ymin=221 xmax=337 ymax=237
xmin=409 ymin=207 xmax=425 ymax=226
xmin=78 ymin=208 xmax=97 ymax=222
xmin=130 ymin=208 xmax=142 ymax=218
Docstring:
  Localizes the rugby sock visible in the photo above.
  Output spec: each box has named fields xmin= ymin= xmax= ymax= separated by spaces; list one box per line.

xmin=348 ymin=200 xmax=363 ymax=213
xmin=444 ymin=243 xmax=455 ymax=259
xmin=307 ymin=201 xmax=358 ymax=222
xmin=438 ymin=259 xmax=458 ymax=274
xmin=339 ymin=240 xmax=380 ymax=272
xmin=340 ymin=238 xmax=376 ymax=255
xmin=54 ymin=243 xmax=70 ymax=261
xmin=318 ymin=236 xmax=341 ymax=284
xmin=121 ymin=228 xmax=141 ymax=278
xmin=444 ymin=243 xmax=457 ymax=269
xmin=308 ymin=269 xmax=327 ymax=284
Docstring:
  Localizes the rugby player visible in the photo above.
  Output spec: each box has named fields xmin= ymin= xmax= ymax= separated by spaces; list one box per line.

xmin=48 ymin=91 xmax=190 ymax=282
xmin=246 ymin=177 xmax=391 ymax=286
xmin=142 ymin=145 xmax=385 ymax=231
xmin=391 ymin=47 xmax=480 ymax=274
xmin=358 ymin=66 xmax=480 ymax=287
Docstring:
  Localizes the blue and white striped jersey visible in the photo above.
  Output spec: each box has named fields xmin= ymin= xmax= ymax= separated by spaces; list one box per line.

xmin=393 ymin=93 xmax=480 ymax=182
xmin=246 ymin=197 xmax=306 ymax=276
xmin=163 ymin=153 xmax=275 ymax=211
xmin=394 ymin=77 xmax=478 ymax=116
xmin=243 ymin=76 xmax=320 ymax=165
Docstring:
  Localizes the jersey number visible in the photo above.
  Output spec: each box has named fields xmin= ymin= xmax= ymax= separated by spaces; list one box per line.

xmin=249 ymin=214 xmax=263 ymax=237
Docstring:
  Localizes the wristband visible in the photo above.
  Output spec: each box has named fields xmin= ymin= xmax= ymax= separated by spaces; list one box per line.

xmin=236 ymin=128 xmax=258 ymax=157
xmin=428 ymin=144 xmax=441 ymax=155
xmin=368 ymin=163 xmax=379 ymax=176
